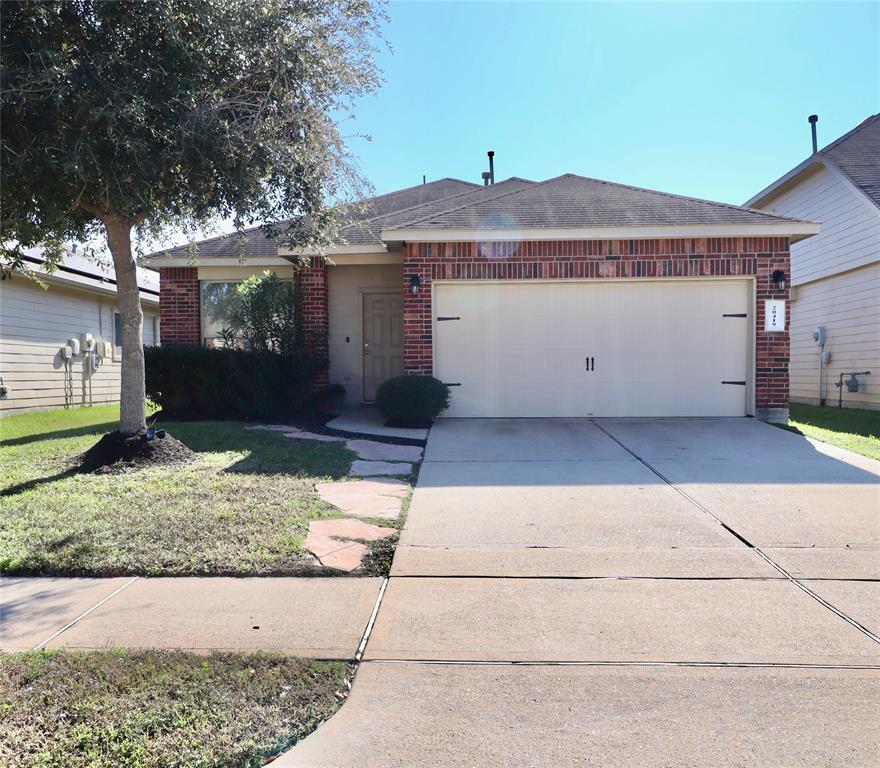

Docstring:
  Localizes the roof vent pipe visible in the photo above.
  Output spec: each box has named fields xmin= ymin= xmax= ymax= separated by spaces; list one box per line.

xmin=487 ymin=151 xmax=495 ymax=184
xmin=808 ymin=115 xmax=818 ymax=154
xmin=481 ymin=172 xmax=491 ymax=186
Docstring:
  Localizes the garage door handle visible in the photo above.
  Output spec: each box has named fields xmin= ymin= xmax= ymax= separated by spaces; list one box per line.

xmin=721 ymin=380 xmax=746 ymax=386
xmin=722 ymin=313 xmax=748 ymax=318
xmin=436 ymin=316 xmax=460 ymax=321
xmin=445 ymin=382 xmax=462 ymax=387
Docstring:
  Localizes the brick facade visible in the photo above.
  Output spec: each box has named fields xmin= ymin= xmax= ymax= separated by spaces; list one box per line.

xmin=296 ymin=257 xmax=330 ymax=387
xmin=158 ymin=267 xmax=200 ymax=346
xmin=401 ymin=237 xmax=791 ymax=415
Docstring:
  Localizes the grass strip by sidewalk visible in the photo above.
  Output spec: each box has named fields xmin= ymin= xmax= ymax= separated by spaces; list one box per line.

xmin=785 ymin=403 xmax=880 ymax=461
xmin=0 ymin=649 xmax=351 ymax=768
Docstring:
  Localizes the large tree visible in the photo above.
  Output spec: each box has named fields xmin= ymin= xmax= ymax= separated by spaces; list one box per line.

xmin=1 ymin=0 xmax=383 ymax=436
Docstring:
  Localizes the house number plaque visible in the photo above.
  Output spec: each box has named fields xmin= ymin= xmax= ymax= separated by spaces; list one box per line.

xmin=764 ymin=299 xmax=786 ymax=332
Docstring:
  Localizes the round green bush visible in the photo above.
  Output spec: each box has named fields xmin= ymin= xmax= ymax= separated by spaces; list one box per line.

xmin=375 ymin=375 xmax=450 ymax=426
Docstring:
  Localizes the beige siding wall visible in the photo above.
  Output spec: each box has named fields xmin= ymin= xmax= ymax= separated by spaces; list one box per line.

xmin=759 ymin=165 xmax=880 ymax=285
xmin=0 ymin=277 xmax=159 ymax=414
xmin=327 ymin=264 xmax=403 ymax=403
xmin=790 ymin=262 xmax=880 ymax=409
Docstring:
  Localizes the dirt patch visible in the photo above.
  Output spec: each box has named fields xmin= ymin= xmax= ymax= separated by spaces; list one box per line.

xmin=79 ymin=430 xmax=194 ymax=475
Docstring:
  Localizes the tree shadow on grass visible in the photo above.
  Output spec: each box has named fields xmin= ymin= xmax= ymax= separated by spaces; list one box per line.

xmin=0 ymin=465 xmax=83 ymax=498
xmin=0 ymin=422 xmax=119 ymax=448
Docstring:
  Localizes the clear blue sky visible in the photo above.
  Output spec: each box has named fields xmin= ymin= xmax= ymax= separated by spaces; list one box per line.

xmin=346 ymin=0 xmax=879 ymax=205
xmin=152 ymin=1 xmax=877 ymax=250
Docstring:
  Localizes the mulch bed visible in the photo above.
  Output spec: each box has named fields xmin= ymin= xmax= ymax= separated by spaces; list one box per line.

xmin=79 ymin=430 xmax=194 ymax=474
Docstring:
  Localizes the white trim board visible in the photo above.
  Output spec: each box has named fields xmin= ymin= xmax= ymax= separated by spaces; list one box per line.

xmin=384 ymin=222 xmax=820 ymax=244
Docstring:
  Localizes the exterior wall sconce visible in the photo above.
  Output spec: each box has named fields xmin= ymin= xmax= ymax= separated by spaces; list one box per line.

xmin=772 ymin=269 xmax=786 ymax=291
xmin=409 ymin=274 xmax=421 ymax=295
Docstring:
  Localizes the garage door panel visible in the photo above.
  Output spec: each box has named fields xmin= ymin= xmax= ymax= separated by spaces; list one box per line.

xmin=434 ymin=280 xmax=750 ymax=418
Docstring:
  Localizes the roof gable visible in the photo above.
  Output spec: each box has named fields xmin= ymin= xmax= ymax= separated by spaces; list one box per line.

xmin=747 ymin=114 xmax=880 ymax=210
xmin=821 ymin=114 xmax=880 ymax=208
xmin=385 ymin=173 xmax=807 ymax=232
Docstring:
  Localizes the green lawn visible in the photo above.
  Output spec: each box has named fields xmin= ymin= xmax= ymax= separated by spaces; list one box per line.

xmin=787 ymin=403 xmax=880 ymax=460
xmin=0 ymin=406 xmax=360 ymax=576
xmin=0 ymin=650 xmax=351 ymax=768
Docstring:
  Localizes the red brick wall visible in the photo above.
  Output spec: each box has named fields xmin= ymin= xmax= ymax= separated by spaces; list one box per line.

xmin=402 ymin=237 xmax=790 ymax=413
xmin=159 ymin=267 xmax=200 ymax=346
xmin=296 ymin=258 xmax=330 ymax=386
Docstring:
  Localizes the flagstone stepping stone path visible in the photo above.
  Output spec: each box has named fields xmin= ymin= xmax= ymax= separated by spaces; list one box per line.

xmin=315 ymin=478 xmax=409 ymax=520
xmin=250 ymin=425 xmax=419 ymax=568
xmin=304 ymin=518 xmax=397 ymax=572
xmin=247 ymin=426 xmax=423 ymax=464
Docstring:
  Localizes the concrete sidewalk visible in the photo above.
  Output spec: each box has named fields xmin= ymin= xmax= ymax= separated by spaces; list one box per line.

xmin=1 ymin=576 xmax=382 ymax=659
xmin=278 ymin=418 xmax=880 ymax=767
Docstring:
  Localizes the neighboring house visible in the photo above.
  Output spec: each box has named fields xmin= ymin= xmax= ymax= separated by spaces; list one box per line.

xmin=747 ymin=115 xmax=880 ymax=410
xmin=0 ymin=248 xmax=160 ymax=414
xmin=148 ymin=171 xmax=818 ymax=422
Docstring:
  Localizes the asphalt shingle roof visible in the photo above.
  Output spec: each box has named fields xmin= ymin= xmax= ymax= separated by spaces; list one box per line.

xmin=154 ymin=178 xmax=479 ymax=259
xmin=152 ymin=171 xmax=812 ymax=261
xmin=820 ymin=114 xmax=880 ymax=208
xmin=386 ymin=174 xmax=806 ymax=232
xmin=338 ymin=177 xmax=535 ymax=244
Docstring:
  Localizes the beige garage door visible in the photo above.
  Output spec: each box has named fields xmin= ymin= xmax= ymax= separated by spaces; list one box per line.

xmin=434 ymin=280 xmax=751 ymax=418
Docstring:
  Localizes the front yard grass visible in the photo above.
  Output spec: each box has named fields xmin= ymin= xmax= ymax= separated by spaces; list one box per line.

xmin=787 ymin=403 xmax=880 ymax=460
xmin=0 ymin=406 xmax=358 ymax=576
xmin=0 ymin=649 xmax=351 ymax=768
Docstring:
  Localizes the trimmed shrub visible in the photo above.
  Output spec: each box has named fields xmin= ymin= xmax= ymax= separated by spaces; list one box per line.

xmin=375 ymin=375 xmax=450 ymax=426
xmin=145 ymin=345 xmax=324 ymax=421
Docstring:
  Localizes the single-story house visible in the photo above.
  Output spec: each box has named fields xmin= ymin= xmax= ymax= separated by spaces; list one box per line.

xmin=0 ymin=247 xmax=160 ymax=414
xmin=148 ymin=170 xmax=820 ymax=422
xmin=747 ymin=114 xmax=879 ymax=410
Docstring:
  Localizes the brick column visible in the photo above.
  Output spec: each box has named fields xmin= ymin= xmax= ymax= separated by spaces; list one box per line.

xmin=403 ymin=242 xmax=439 ymax=375
xmin=754 ymin=246 xmax=791 ymax=422
xmin=159 ymin=267 xmax=200 ymax=345
xmin=297 ymin=257 xmax=329 ymax=386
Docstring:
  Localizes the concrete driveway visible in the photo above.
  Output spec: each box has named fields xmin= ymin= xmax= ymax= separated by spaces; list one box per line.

xmin=279 ymin=418 xmax=880 ymax=767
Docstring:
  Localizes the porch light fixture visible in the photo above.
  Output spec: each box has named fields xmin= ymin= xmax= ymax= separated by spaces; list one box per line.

xmin=409 ymin=274 xmax=421 ymax=295
xmin=772 ymin=269 xmax=786 ymax=291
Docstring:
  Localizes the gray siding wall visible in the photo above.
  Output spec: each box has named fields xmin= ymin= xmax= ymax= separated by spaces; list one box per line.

xmin=0 ymin=276 xmax=159 ymax=414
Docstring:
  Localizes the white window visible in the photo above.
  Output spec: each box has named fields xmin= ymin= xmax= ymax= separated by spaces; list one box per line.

xmin=200 ymin=282 xmax=241 ymax=347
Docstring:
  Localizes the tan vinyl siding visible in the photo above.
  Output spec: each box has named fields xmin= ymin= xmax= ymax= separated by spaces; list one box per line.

xmin=790 ymin=262 xmax=880 ymax=409
xmin=0 ymin=277 xmax=159 ymax=414
xmin=327 ymin=264 xmax=403 ymax=404
xmin=759 ymin=165 xmax=880 ymax=285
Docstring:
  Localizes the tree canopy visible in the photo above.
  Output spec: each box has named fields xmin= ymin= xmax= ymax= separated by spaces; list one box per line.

xmin=1 ymin=0 xmax=385 ymax=267
xmin=1 ymin=0 xmax=384 ymax=436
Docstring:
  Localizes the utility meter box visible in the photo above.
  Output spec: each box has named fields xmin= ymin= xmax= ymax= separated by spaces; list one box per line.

xmin=82 ymin=333 xmax=95 ymax=350
xmin=61 ymin=345 xmax=73 ymax=360
xmin=101 ymin=340 xmax=113 ymax=358
xmin=67 ymin=338 xmax=81 ymax=355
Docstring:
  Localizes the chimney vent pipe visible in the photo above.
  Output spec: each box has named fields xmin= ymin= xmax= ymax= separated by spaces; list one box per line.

xmin=487 ymin=151 xmax=495 ymax=185
xmin=808 ymin=115 xmax=819 ymax=154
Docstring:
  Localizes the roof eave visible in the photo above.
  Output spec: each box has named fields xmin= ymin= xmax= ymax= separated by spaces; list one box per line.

xmin=745 ymin=156 xmax=825 ymax=208
xmin=382 ymin=222 xmax=821 ymax=243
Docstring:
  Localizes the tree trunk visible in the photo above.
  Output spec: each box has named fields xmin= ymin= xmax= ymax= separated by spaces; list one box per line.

xmin=104 ymin=217 xmax=146 ymax=436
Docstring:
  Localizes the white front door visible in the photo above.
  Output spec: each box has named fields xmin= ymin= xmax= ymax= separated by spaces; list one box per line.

xmin=433 ymin=280 xmax=751 ymax=418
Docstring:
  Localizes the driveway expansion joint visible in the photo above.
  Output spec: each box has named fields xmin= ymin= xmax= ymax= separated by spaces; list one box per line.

xmin=591 ymin=419 xmax=880 ymax=645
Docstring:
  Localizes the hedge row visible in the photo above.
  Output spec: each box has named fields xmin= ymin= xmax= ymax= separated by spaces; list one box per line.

xmin=144 ymin=345 xmax=325 ymax=421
